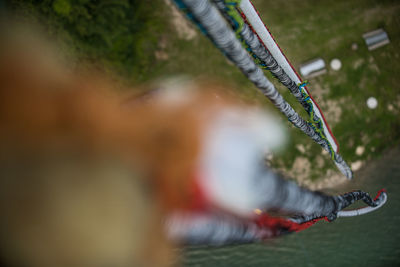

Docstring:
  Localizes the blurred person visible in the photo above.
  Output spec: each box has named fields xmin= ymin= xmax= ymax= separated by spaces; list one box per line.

xmin=126 ymin=83 xmax=346 ymax=246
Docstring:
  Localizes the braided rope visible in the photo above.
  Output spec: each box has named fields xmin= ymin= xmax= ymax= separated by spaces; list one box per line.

xmin=213 ymin=0 xmax=343 ymax=165
xmin=173 ymin=0 xmax=352 ymax=178
xmin=238 ymin=0 xmax=339 ymax=151
xmin=290 ymin=189 xmax=387 ymax=224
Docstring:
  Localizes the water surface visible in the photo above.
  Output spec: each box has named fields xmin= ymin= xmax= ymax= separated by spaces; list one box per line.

xmin=182 ymin=146 xmax=400 ymax=266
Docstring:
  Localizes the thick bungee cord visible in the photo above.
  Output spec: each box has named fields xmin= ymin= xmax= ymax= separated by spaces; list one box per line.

xmin=290 ymin=189 xmax=387 ymax=224
xmin=337 ymin=190 xmax=387 ymax=217
xmin=173 ymin=0 xmax=352 ymax=178
xmin=237 ymin=0 xmax=339 ymax=152
xmin=212 ymin=0 xmax=352 ymax=178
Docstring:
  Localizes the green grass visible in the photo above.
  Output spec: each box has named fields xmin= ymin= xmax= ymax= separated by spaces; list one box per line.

xmin=10 ymin=0 xmax=168 ymax=83
xmin=10 ymin=0 xmax=400 ymax=182
xmin=250 ymin=0 xmax=400 ymax=180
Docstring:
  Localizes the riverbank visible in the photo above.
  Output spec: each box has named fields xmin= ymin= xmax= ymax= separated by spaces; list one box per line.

xmin=308 ymin=145 xmax=400 ymax=191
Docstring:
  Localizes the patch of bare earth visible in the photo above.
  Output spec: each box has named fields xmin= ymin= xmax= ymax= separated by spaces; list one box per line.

xmin=353 ymin=58 xmax=364 ymax=69
xmin=385 ymin=95 xmax=400 ymax=113
xmin=358 ymin=75 xmax=369 ymax=93
xmin=326 ymin=36 xmax=343 ymax=50
xmin=360 ymin=4 xmax=400 ymax=24
xmin=308 ymin=82 xmax=327 ymax=101
xmin=276 ymin=153 xmax=350 ymax=190
xmin=307 ymin=82 xmax=345 ymax=126
xmin=163 ymin=0 xmax=197 ymax=40
xmin=396 ymin=95 xmax=400 ymax=108
xmin=288 ymin=157 xmax=311 ymax=186
xmin=351 ymin=160 xmax=364 ymax=171
xmin=320 ymin=99 xmax=342 ymax=126
xmin=296 ymin=144 xmax=306 ymax=154
xmin=155 ymin=36 xmax=169 ymax=60
xmin=368 ymin=56 xmax=380 ymax=74
xmin=308 ymin=170 xmax=347 ymax=191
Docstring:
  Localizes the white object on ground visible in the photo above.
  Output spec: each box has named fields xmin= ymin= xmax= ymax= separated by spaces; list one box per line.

xmin=355 ymin=146 xmax=365 ymax=156
xmin=330 ymin=59 xmax=342 ymax=70
xmin=367 ymin=97 xmax=378 ymax=109
xmin=363 ymin=28 xmax=390 ymax=51
xmin=351 ymin=160 xmax=363 ymax=171
xmin=299 ymin=58 xmax=326 ymax=77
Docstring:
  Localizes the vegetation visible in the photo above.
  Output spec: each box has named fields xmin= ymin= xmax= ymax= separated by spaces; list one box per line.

xmin=8 ymin=0 xmax=400 ymax=184
xmin=10 ymin=0 xmax=166 ymax=81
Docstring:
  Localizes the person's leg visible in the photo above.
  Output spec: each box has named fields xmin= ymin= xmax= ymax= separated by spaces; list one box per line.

xmin=166 ymin=212 xmax=274 ymax=245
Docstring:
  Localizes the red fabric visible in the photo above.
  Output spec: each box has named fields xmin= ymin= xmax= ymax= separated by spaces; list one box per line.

xmin=374 ymin=188 xmax=387 ymax=201
xmin=254 ymin=213 xmax=328 ymax=235
xmin=186 ymin=173 xmax=209 ymax=211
